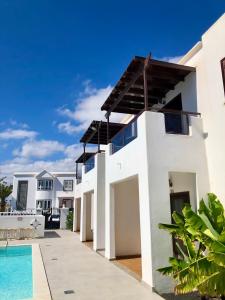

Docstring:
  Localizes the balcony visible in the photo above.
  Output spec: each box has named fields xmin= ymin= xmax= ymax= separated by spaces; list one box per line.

xmin=111 ymin=119 xmax=138 ymax=154
xmin=163 ymin=109 xmax=197 ymax=135
xmin=110 ymin=110 xmax=200 ymax=154
xmin=84 ymin=155 xmax=95 ymax=173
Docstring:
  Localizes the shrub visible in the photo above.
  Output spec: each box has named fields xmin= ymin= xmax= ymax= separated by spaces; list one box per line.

xmin=158 ymin=193 xmax=225 ymax=299
xmin=66 ymin=211 xmax=73 ymax=231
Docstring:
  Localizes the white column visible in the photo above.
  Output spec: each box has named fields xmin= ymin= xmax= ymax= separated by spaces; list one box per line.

xmin=138 ymin=171 xmax=154 ymax=287
xmin=80 ymin=193 xmax=87 ymax=242
xmin=93 ymin=153 xmax=105 ymax=251
xmin=105 ymin=183 xmax=115 ymax=259
xmin=73 ymin=198 xmax=78 ymax=232
xmin=60 ymin=207 xmax=69 ymax=229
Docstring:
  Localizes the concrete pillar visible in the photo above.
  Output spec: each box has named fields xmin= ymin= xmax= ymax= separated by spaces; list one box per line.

xmin=73 ymin=198 xmax=81 ymax=232
xmin=80 ymin=193 xmax=93 ymax=242
xmin=80 ymin=193 xmax=86 ymax=241
xmin=93 ymin=152 xmax=105 ymax=251
xmin=105 ymin=183 xmax=115 ymax=259
xmin=60 ymin=207 xmax=69 ymax=229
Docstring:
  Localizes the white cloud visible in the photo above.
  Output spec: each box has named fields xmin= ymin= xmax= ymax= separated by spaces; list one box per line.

xmin=57 ymin=80 xmax=123 ymax=135
xmin=0 ymin=142 xmax=96 ymax=180
xmin=0 ymin=128 xmax=37 ymax=140
xmin=158 ymin=55 xmax=183 ymax=64
xmin=13 ymin=140 xmax=65 ymax=159
xmin=0 ymin=158 xmax=75 ymax=179
xmin=58 ymin=122 xmax=79 ymax=135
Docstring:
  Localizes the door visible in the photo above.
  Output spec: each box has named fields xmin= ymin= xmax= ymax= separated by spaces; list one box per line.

xmin=170 ymin=191 xmax=190 ymax=257
xmin=17 ymin=181 xmax=28 ymax=210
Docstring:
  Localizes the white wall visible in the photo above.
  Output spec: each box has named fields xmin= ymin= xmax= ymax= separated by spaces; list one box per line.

xmin=105 ymin=111 xmax=210 ymax=293
xmin=73 ymin=198 xmax=81 ymax=231
xmin=114 ymin=177 xmax=141 ymax=256
xmin=169 ymin=172 xmax=197 ymax=210
xmin=12 ymin=175 xmax=37 ymax=210
xmin=79 ymin=152 xmax=106 ymax=250
xmin=145 ymin=112 xmax=209 ymax=292
xmin=0 ymin=215 xmax=45 ymax=237
xmin=181 ymin=14 xmax=225 ymax=205
xmin=85 ymin=192 xmax=93 ymax=241
xmin=163 ymin=72 xmax=197 ymax=112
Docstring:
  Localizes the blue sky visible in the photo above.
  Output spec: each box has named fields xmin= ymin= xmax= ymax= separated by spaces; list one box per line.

xmin=0 ymin=0 xmax=224 ymax=178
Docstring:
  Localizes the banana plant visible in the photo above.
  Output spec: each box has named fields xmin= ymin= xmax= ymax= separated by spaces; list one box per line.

xmin=158 ymin=193 xmax=225 ymax=299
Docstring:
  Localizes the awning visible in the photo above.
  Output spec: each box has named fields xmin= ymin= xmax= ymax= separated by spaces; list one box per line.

xmin=101 ymin=56 xmax=195 ymax=116
xmin=75 ymin=152 xmax=95 ymax=164
xmin=80 ymin=120 xmax=125 ymax=145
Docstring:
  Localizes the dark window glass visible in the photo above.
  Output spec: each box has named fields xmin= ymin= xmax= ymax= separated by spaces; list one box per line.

xmin=17 ymin=181 xmax=28 ymax=210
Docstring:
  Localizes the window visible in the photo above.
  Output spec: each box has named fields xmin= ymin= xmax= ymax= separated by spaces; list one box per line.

xmin=36 ymin=199 xmax=52 ymax=210
xmin=17 ymin=181 xmax=28 ymax=210
xmin=63 ymin=180 xmax=73 ymax=191
xmin=37 ymin=179 xmax=53 ymax=190
xmin=221 ymin=57 xmax=225 ymax=94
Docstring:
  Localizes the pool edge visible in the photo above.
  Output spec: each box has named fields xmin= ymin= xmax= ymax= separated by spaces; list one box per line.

xmin=32 ymin=244 xmax=52 ymax=300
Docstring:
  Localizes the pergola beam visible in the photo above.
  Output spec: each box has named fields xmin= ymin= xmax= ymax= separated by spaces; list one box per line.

xmin=105 ymin=61 xmax=144 ymax=118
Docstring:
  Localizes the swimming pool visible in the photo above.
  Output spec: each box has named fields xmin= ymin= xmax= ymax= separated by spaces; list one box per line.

xmin=0 ymin=245 xmax=33 ymax=300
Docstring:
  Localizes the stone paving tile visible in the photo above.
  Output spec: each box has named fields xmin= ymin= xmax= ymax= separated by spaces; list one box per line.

xmin=6 ymin=230 xmax=164 ymax=300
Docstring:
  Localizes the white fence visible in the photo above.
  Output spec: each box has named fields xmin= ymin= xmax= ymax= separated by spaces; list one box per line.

xmin=0 ymin=214 xmax=45 ymax=238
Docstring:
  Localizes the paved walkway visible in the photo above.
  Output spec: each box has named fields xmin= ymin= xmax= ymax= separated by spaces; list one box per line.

xmin=8 ymin=230 xmax=163 ymax=300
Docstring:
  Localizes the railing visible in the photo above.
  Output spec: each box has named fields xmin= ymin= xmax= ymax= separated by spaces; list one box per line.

xmin=0 ymin=210 xmax=37 ymax=216
xmin=111 ymin=118 xmax=138 ymax=154
xmin=161 ymin=109 xmax=201 ymax=135
xmin=84 ymin=155 xmax=95 ymax=173
xmin=110 ymin=109 xmax=200 ymax=154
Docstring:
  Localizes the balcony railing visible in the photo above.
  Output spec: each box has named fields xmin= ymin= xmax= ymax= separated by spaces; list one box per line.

xmin=110 ymin=109 xmax=200 ymax=154
xmin=84 ymin=155 xmax=95 ymax=173
xmin=162 ymin=109 xmax=200 ymax=135
xmin=111 ymin=118 xmax=138 ymax=154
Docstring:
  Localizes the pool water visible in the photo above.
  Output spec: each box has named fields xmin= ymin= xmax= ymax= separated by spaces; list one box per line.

xmin=0 ymin=245 xmax=33 ymax=300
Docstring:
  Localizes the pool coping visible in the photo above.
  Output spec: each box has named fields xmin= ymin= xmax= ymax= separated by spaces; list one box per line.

xmin=32 ymin=243 xmax=52 ymax=300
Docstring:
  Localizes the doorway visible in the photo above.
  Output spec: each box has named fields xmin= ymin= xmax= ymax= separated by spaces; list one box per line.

xmin=114 ymin=176 xmax=142 ymax=278
xmin=170 ymin=191 xmax=190 ymax=257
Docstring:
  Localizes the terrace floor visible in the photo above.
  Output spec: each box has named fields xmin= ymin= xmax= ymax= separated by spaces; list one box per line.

xmin=5 ymin=230 xmax=163 ymax=300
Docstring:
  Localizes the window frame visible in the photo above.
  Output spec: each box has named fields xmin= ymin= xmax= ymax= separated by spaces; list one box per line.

xmin=37 ymin=179 xmax=53 ymax=191
xmin=63 ymin=180 xmax=73 ymax=191
xmin=221 ymin=57 xmax=225 ymax=95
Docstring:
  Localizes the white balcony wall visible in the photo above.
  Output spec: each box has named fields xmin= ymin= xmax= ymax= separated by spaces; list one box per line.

xmin=80 ymin=152 xmax=106 ymax=250
xmin=105 ymin=111 xmax=210 ymax=293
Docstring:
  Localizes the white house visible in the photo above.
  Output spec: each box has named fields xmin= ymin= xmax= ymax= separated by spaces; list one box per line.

xmin=72 ymin=13 xmax=225 ymax=295
xmin=12 ymin=170 xmax=75 ymax=211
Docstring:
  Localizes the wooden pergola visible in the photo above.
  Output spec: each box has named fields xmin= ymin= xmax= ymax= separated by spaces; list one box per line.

xmin=101 ymin=56 xmax=196 ymax=117
xmin=75 ymin=152 xmax=96 ymax=164
xmin=80 ymin=120 xmax=125 ymax=149
xmin=75 ymin=152 xmax=96 ymax=179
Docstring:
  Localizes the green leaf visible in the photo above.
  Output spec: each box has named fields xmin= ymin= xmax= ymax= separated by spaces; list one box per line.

xmin=208 ymin=252 xmax=225 ymax=267
xmin=172 ymin=212 xmax=185 ymax=226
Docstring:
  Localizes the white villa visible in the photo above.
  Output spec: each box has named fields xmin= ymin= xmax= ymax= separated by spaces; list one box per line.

xmin=9 ymin=13 xmax=225 ymax=295
xmin=12 ymin=170 xmax=75 ymax=211
xmin=72 ymin=14 xmax=225 ymax=294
